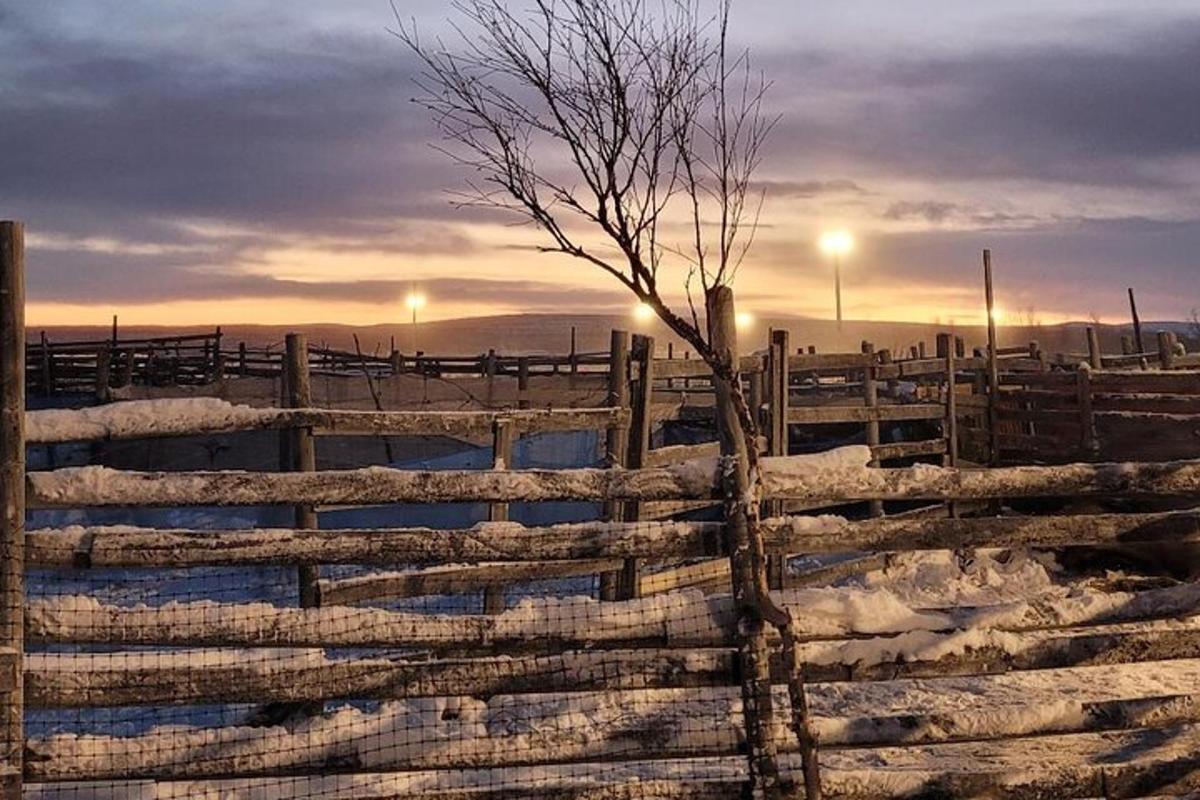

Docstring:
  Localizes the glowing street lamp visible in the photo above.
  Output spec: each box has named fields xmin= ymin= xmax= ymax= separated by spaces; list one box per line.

xmin=405 ymin=289 xmax=427 ymax=351
xmin=818 ymin=230 xmax=855 ymax=329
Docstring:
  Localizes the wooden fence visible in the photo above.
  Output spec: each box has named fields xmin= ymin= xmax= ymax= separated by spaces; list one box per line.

xmin=9 ymin=222 xmax=1200 ymax=798
xmin=25 ymin=328 xmax=611 ymax=398
xmin=15 ymin=404 xmax=1200 ymax=797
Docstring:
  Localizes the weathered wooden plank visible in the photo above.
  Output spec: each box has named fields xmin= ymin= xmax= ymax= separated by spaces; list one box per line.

xmin=26 ymin=521 xmax=726 ymax=568
xmin=25 ymin=405 xmax=628 ymax=444
xmin=36 ymin=508 xmax=1199 ymax=570
xmin=786 ymin=352 xmax=872 ymax=372
xmin=763 ymin=509 xmax=1200 ymax=553
xmin=26 ymin=462 xmax=720 ymax=507
xmin=0 ymin=220 xmax=24 ymax=796
xmin=639 ymin=558 xmax=730 ymax=596
xmin=760 ymin=457 xmax=1200 ymax=502
xmin=318 ymin=559 xmax=623 ymax=605
xmin=786 ymin=404 xmax=944 ymax=424
xmin=27 ymin=455 xmax=1200 ymax=508
xmin=30 ymin=578 xmax=1200 ymax=649
xmin=26 ymin=648 xmax=734 ymax=708
xmin=1091 ymin=371 xmax=1200 ymax=394
xmin=24 ymin=704 xmax=1200 ymax=798
xmin=29 ymin=675 xmax=1200 ymax=780
xmin=870 ymin=439 xmax=946 ymax=461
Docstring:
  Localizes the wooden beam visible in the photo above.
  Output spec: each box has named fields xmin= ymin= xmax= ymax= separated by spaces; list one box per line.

xmin=25 ymin=405 xmax=629 ymax=444
xmin=785 ymin=404 xmax=945 ymax=424
xmin=27 ymin=455 xmax=1200 ymax=508
xmin=26 ymin=520 xmax=726 ymax=568
xmin=983 ymin=249 xmax=1001 ymax=467
xmin=762 ymin=509 xmax=1200 ymax=553
xmin=319 ymin=559 xmax=623 ymax=605
xmin=25 ymin=648 xmax=735 ymax=708
xmin=284 ymin=333 xmax=319 ymax=609
xmin=601 ymin=330 xmax=631 ymax=601
xmin=0 ymin=220 xmax=23 ymax=799
xmin=1129 ymin=287 xmax=1144 ymax=353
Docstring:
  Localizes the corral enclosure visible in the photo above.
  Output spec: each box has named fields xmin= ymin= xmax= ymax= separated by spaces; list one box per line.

xmin=6 ymin=221 xmax=1200 ymax=799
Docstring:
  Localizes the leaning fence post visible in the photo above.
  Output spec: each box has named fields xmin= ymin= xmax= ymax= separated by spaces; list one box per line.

xmin=709 ymin=286 xmax=783 ymax=799
xmin=0 ymin=221 xmax=25 ymax=799
xmin=284 ymin=334 xmax=320 ymax=608
xmin=600 ymin=330 xmax=630 ymax=601
xmin=1129 ymin=287 xmax=1144 ymax=354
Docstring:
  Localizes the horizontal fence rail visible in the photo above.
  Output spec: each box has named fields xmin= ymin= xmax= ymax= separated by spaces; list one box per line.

xmin=25 ymin=451 xmax=1200 ymax=507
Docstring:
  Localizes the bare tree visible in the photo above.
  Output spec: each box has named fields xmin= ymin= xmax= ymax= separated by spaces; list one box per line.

xmin=394 ymin=1 xmax=818 ymax=796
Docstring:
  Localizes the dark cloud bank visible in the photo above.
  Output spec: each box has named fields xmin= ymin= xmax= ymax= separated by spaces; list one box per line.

xmin=1 ymin=6 xmax=1198 ymax=317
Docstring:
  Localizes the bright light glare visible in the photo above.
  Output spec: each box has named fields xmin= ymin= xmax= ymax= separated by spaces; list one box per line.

xmin=633 ymin=303 xmax=655 ymax=322
xmin=989 ymin=306 xmax=1004 ymax=324
xmin=405 ymin=293 xmax=427 ymax=311
xmin=735 ymin=311 xmax=754 ymax=329
xmin=818 ymin=230 xmax=855 ymax=256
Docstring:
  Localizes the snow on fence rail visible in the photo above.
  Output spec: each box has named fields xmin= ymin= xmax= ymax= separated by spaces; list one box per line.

xmin=25 ymin=449 xmax=1200 ymax=508
xmin=23 ymin=508 xmax=1200 ymax=569
xmin=25 ymin=398 xmax=628 ymax=443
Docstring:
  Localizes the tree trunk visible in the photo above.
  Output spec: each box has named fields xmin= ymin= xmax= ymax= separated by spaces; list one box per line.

xmin=707 ymin=286 xmax=821 ymax=799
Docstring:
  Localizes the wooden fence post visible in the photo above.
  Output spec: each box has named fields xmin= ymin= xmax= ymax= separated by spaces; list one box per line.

xmin=116 ymin=348 xmax=134 ymax=389
xmin=517 ymin=357 xmax=530 ymax=410
xmin=938 ymin=332 xmax=959 ymax=518
xmin=0 ymin=221 xmax=25 ymax=799
xmin=983 ymin=249 xmax=1001 ymax=467
xmin=569 ymin=326 xmax=578 ymax=374
xmin=600 ymin=330 xmax=630 ymax=601
xmin=1158 ymin=331 xmax=1176 ymax=370
xmin=1077 ymin=366 xmax=1096 ymax=458
xmin=766 ymin=329 xmax=789 ymax=588
xmin=484 ymin=419 xmax=515 ymax=614
xmin=1129 ymin=287 xmax=1144 ymax=354
xmin=1086 ymin=326 xmax=1102 ymax=370
xmin=1120 ymin=335 xmax=1134 ymax=356
xmin=618 ymin=334 xmax=654 ymax=599
xmin=709 ymin=287 xmax=783 ymax=799
xmin=861 ymin=341 xmax=883 ymax=518
xmin=38 ymin=332 xmax=52 ymax=397
xmin=284 ymin=334 xmax=320 ymax=608
xmin=94 ymin=344 xmax=112 ymax=402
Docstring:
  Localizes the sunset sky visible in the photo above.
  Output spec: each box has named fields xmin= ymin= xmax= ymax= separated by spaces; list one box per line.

xmin=3 ymin=1 xmax=1198 ymax=327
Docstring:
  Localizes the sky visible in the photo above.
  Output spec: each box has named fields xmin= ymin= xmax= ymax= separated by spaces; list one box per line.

xmin=2 ymin=0 xmax=1199 ymax=327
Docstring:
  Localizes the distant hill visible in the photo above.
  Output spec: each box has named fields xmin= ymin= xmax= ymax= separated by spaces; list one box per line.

xmin=29 ymin=314 xmax=1199 ymax=358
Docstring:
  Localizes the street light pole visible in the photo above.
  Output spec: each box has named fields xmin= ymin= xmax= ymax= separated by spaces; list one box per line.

xmin=405 ymin=289 xmax=427 ymax=354
xmin=819 ymin=230 xmax=854 ymax=333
